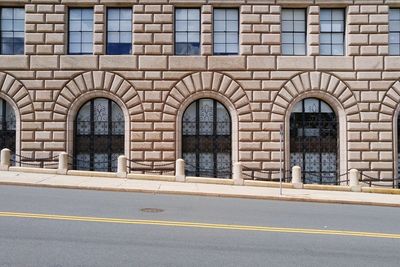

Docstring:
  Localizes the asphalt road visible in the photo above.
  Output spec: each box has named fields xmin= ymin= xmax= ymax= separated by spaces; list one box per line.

xmin=0 ymin=185 xmax=399 ymax=267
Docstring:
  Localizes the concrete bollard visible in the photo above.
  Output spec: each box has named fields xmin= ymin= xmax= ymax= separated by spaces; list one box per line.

xmin=292 ymin=166 xmax=303 ymax=189
xmin=175 ymin=158 xmax=186 ymax=182
xmin=117 ymin=155 xmax=127 ymax=178
xmin=57 ymin=152 xmax=68 ymax=174
xmin=349 ymin=168 xmax=361 ymax=192
xmin=232 ymin=162 xmax=244 ymax=185
xmin=0 ymin=148 xmax=11 ymax=171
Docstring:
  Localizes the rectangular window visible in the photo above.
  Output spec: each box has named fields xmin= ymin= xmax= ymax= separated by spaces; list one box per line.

xmin=0 ymin=7 xmax=24 ymax=55
xmin=175 ymin=8 xmax=200 ymax=55
xmin=213 ymin=9 xmax=239 ymax=55
xmin=320 ymin=9 xmax=345 ymax=56
xmin=282 ymin=9 xmax=306 ymax=55
xmin=107 ymin=8 xmax=132 ymax=55
xmin=69 ymin=8 xmax=93 ymax=55
xmin=389 ymin=9 xmax=400 ymax=55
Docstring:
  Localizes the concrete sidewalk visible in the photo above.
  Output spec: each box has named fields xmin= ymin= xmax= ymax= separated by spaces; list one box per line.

xmin=0 ymin=170 xmax=399 ymax=207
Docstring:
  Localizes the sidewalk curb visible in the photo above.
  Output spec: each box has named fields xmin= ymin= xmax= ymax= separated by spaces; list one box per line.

xmin=1 ymin=181 xmax=399 ymax=208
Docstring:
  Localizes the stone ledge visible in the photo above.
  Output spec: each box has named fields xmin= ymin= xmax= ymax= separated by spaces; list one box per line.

xmin=127 ymin=173 xmax=175 ymax=181
xmin=9 ymin=166 xmax=58 ymax=175
xmin=186 ymin=176 xmax=235 ymax=185
xmin=67 ymin=170 xmax=117 ymax=178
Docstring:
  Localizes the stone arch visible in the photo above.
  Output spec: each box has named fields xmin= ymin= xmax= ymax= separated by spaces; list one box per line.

xmin=380 ymin=80 xmax=400 ymax=184
xmin=53 ymin=71 xmax=144 ymax=121
xmin=163 ymin=72 xmax=253 ymax=122
xmin=271 ymin=71 xmax=360 ymax=122
xmin=379 ymin=80 xmax=400 ymax=122
xmin=0 ymin=72 xmax=34 ymax=119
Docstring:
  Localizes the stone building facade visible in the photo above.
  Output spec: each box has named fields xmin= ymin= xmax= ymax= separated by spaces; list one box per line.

xmin=0 ymin=0 xmax=400 ymax=184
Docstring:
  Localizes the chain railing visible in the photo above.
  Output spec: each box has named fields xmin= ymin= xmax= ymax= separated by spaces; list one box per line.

xmin=11 ymin=154 xmax=59 ymax=168
xmin=359 ymin=171 xmax=400 ymax=189
xmin=241 ymin=165 xmax=292 ymax=182
xmin=128 ymin=159 xmax=175 ymax=175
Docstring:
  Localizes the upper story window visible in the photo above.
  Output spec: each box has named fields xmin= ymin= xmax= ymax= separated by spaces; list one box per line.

xmin=107 ymin=8 xmax=132 ymax=55
xmin=282 ymin=9 xmax=306 ymax=55
xmin=389 ymin=9 xmax=400 ymax=55
xmin=175 ymin=8 xmax=200 ymax=55
xmin=320 ymin=9 xmax=345 ymax=56
xmin=213 ymin=9 xmax=239 ymax=55
xmin=0 ymin=7 xmax=24 ymax=55
xmin=69 ymin=8 xmax=93 ymax=55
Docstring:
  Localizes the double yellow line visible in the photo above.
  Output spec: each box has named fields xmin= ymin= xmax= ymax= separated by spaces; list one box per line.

xmin=0 ymin=211 xmax=399 ymax=239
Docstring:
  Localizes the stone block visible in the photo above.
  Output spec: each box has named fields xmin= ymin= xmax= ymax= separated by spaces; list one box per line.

xmin=60 ymin=56 xmax=98 ymax=70
xmin=99 ymin=56 xmax=137 ymax=70
xmin=30 ymin=56 xmax=59 ymax=69
xmin=208 ymin=56 xmax=246 ymax=70
xmin=139 ymin=56 xmax=167 ymax=70
xmin=247 ymin=56 xmax=275 ymax=70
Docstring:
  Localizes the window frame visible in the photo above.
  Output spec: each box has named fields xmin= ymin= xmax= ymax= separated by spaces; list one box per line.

xmin=174 ymin=7 xmax=201 ymax=56
xmin=106 ymin=7 xmax=133 ymax=55
xmin=213 ymin=8 xmax=240 ymax=56
xmin=281 ymin=8 xmax=307 ymax=56
xmin=319 ymin=8 xmax=346 ymax=56
xmin=68 ymin=7 xmax=94 ymax=55
xmin=0 ymin=7 xmax=25 ymax=55
xmin=389 ymin=8 xmax=400 ymax=56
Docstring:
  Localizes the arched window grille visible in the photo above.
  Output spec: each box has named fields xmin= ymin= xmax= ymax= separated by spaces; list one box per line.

xmin=290 ymin=98 xmax=338 ymax=184
xmin=0 ymin=99 xmax=16 ymax=158
xmin=397 ymin=115 xmax=400 ymax=187
xmin=182 ymin=99 xmax=232 ymax=178
xmin=74 ymin=98 xmax=124 ymax=172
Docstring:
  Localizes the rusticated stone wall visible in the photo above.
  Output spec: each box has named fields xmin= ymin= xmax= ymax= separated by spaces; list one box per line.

xmin=1 ymin=0 xmax=400 ymax=181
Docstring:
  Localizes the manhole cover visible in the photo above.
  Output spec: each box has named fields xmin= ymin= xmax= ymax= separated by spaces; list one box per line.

xmin=140 ymin=208 xmax=164 ymax=213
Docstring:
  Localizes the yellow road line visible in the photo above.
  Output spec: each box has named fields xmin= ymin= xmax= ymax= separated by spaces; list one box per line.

xmin=0 ymin=211 xmax=399 ymax=239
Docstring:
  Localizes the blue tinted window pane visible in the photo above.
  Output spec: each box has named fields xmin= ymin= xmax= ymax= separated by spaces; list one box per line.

xmin=120 ymin=33 xmax=131 ymax=43
xmin=175 ymin=43 xmax=187 ymax=55
xmin=1 ymin=43 xmax=12 ymax=54
xmin=175 ymin=8 xmax=200 ymax=55
xmin=70 ymin=9 xmax=81 ymax=20
xmin=107 ymin=43 xmax=132 ymax=55
xmin=1 ymin=20 xmax=13 ymax=31
xmin=120 ymin=21 xmax=131 ymax=32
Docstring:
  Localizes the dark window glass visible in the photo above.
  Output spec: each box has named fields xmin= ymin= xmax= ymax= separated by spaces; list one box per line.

xmin=290 ymin=98 xmax=338 ymax=185
xmin=390 ymin=9 xmax=400 ymax=55
xmin=107 ymin=8 xmax=132 ymax=55
xmin=282 ymin=9 xmax=306 ymax=55
xmin=175 ymin=8 xmax=200 ymax=55
xmin=213 ymin=9 xmax=239 ymax=55
xmin=182 ymin=99 xmax=231 ymax=178
xmin=74 ymin=98 xmax=124 ymax=172
xmin=69 ymin=8 xmax=93 ymax=55
xmin=0 ymin=8 xmax=24 ymax=55
xmin=320 ymin=9 xmax=345 ymax=55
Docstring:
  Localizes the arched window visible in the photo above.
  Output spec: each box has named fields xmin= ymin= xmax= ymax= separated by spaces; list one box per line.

xmin=0 ymin=99 xmax=16 ymax=155
xmin=74 ymin=98 xmax=124 ymax=172
xmin=182 ymin=99 xmax=231 ymax=178
xmin=290 ymin=98 xmax=338 ymax=184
